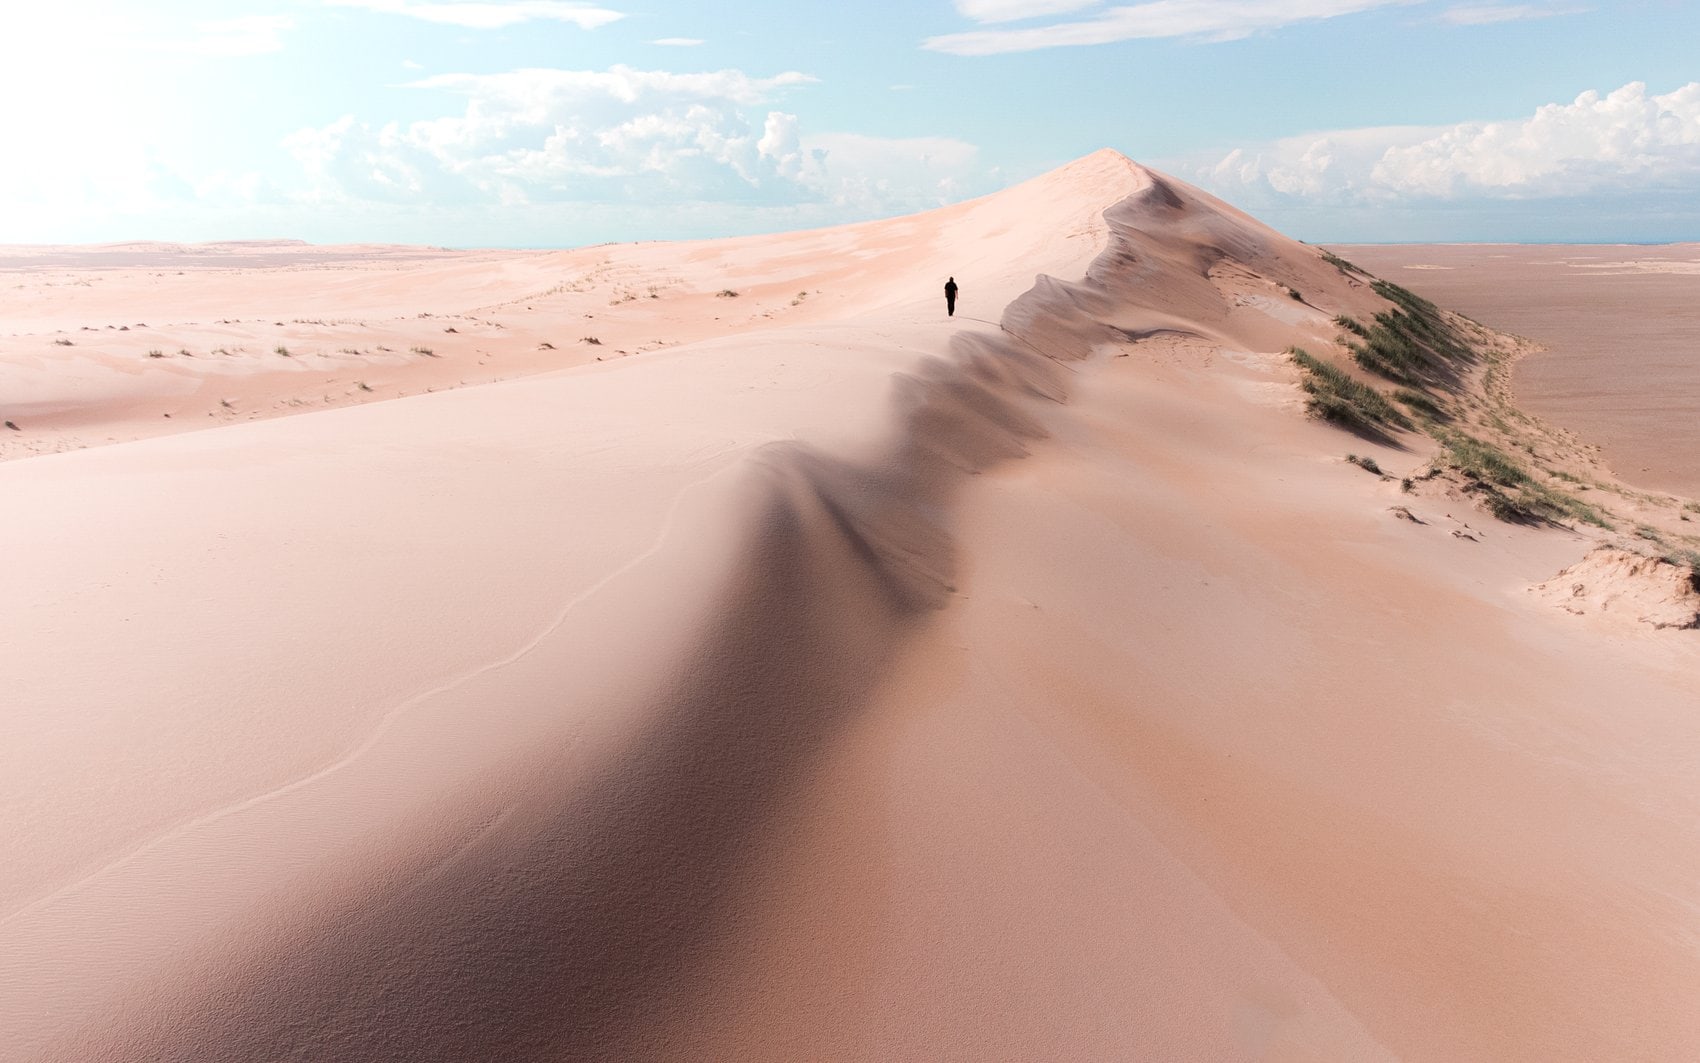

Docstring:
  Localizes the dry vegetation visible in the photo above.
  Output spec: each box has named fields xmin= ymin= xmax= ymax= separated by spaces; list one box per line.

xmin=1306 ymin=251 xmax=1700 ymax=567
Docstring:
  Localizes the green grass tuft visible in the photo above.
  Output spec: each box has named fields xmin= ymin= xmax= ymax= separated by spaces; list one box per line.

xmin=1440 ymin=431 xmax=1530 ymax=487
xmin=1290 ymin=348 xmax=1411 ymax=435
xmin=1321 ymin=250 xmax=1367 ymax=276
xmin=1393 ymin=387 xmax=1447 ymax=421
xmin=1334 ymin=314 xmax=1369 ymax=338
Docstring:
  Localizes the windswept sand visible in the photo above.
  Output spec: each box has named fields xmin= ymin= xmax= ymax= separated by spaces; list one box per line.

xmin=5 ymin=153 xmax=1700 ymax=1061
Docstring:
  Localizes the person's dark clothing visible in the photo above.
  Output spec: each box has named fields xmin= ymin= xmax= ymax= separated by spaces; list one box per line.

xmin=944 ymin=277 xmax=958 ymax=316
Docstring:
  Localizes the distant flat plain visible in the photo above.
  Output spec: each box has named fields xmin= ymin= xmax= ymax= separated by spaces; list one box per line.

xmin=1336 ymin=244 xmax=1700 ymax=500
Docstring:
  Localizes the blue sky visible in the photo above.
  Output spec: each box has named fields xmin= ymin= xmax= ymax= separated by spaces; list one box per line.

xmin=2 ymin=0 xmax=1697 ymax=246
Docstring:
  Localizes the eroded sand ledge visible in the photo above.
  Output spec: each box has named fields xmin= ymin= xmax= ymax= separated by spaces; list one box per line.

xmin=4 ymin=152 xmax=1700 ymax=1061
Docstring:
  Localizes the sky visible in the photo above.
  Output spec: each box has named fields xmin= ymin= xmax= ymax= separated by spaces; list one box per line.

xmin=2 ymin=0 xmax=1697 ymax=246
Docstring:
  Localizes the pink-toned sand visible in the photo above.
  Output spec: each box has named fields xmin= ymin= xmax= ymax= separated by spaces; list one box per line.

xmin=4 ymin=152 xmax=1699 ymax=1061
xmin=1336 ymin=243 xmax=1700 ymax=499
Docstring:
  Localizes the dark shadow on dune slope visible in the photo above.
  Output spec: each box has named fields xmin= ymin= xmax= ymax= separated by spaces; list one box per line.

xmin=55 ymin=164 xmax=1373 ymax=1063
xmin=60 ymin=334 xmax=1076 ymax=1063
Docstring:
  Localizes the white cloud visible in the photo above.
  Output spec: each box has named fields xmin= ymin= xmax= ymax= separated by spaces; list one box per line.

xmin=953 ymin=0 xmax=1105 ymax=22
xmin=185 ymin=15 xmax=295 ymax=55
xmin=1180 ymin=81 xmax=1700 ymax=206
xmin=804 ymin=133 xmax=983 ymax=212
xmin=280 ymin=63 xmax=988 ymax=223
xmin=323 ymin=0 xmax=625 ymax=30
xmin=650 ymin=37 xmax=704 ymax=46
xmin=1439 ymin=2 xmax=1582 ymax=25
xmin=925 ymin=0 xmax=1412 ymax=54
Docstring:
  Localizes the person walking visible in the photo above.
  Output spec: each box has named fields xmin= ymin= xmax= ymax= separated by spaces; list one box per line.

xmin=944 ymin=276 xmax=958 ymax=317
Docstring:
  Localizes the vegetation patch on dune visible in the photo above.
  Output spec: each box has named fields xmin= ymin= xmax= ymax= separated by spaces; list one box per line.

xmin=1436 ymin=430 xmax=1612 ymax=528
xmin=1320 ymin=249 xmax=1368 ymax=276
xmin=1393 ymin=387 xmax=1448 ymax=422
xmin=1290 ymin=347 xmax=1412 ymax=436
xmin=1345 ymin=281 xmax=1474 ymax=388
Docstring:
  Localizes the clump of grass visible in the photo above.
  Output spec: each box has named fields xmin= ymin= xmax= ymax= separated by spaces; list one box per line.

xmin=716 ymin=289 xmax=740 ymax=298
xmin=357 ymin=381 xmax=373 ymax=392
xmin=275 ymin=345 xmax=291 ymax=357
xmin=1287 ymin=286 xmax=1304 ymax=302
xmin=1347 ymin=280 xmax=1475 ymax=385
xmin=1662 ymin=547 xmax=1700 ymax=569
xmin=1685 ymin=502 xmax=1700 ymax=516
xmin=1321 ymin=250 xmax=1367 ymax=276
xmin=52 ymin=338 xmax=74 ymax=346
xmin=1636 ymin=524 xmax=1663 ymax=541
xmin=178 ymin=348 xmax=192 ymax=357
xmin=1401 ymin=477 xmax=1415 ymax=493
xmin=1482 ymin=491 xmax=1539 ymax=523
xmin=1393 ymin=387 xmax=1447 ymax=421
xmin=1439 ymin=430 xmax=1612 ymax=528
xmin=410 ymin=346 xmax=436 ymax=356
xmin=1289 ymin=347 xmax=1411 ymax=435
xmin=582 ymin=336 xmax=602 ymax=345
xmin=147 ymin=349 xmax=165 ymax=358
xmin=1345 ymin=453 xmax=1384 ymax=475
xmin=1335 ymin=315 xmax=1369 ymax=338
xmin=1440 ymin=431 xmax=1530 ymax=488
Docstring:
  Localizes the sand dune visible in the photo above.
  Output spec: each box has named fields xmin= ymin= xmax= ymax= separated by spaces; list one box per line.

xmin=5 ymin=151 xmax=1699 ymax=1060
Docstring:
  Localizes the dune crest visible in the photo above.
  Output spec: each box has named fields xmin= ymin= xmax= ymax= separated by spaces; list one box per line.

xmin=5 ymin=152 xmax=1700 ymax=1061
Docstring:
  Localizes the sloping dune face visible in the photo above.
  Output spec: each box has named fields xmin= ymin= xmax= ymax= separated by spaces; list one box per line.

xmin=5 ymin=152 xmax=1700 ymax=1061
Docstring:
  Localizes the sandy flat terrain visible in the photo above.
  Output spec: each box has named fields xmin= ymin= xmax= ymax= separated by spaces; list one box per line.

xmin=4 ymin=153 xmax=1699 ymax=1061
xmin=1336 ymin=243 xmax=1700 ymax=499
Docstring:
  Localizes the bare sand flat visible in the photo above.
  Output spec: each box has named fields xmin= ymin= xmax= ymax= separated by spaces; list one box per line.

xmin=5 ymin=153 xmax=1700 ymax=1061
xmin=1336 ymin=243 xmax=1700 ymax=499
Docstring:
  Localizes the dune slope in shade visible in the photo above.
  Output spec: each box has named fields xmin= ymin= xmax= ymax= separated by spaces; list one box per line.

xmin=5 ymin=152 xmax=1700 ymax=1060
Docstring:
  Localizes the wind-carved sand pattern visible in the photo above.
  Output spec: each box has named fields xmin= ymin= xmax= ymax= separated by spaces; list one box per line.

xmin=0 ymin=454 xmax=736 ymax=933
xmin=5 ymin=153 xmax=1700 ymax=1061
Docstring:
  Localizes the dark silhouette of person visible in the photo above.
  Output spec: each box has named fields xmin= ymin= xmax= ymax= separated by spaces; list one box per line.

xmin=944 ymin=276 xmax=958 ymax=317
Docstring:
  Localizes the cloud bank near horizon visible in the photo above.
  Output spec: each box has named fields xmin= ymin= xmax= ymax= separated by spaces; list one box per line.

xmin=927 ymin=0 xmax=1584 ymax=54
xmin=323 ymin=0 xmax=626 ymax=30
xmin=280 ymin=65 xmax=988 ymax=224
xmin=1180 ymin=82 xmax=1700 ymax=204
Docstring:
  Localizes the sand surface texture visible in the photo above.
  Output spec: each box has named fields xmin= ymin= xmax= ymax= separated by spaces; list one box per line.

xmin=1338 ymin=243 xmax=1700 ymax=499
xmin=5 ymin=153 xmax=1700 ymax=1061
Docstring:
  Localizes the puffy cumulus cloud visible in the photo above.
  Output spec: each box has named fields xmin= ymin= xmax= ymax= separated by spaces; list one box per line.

xmin=322 ymin=0 xmax=625 ymax=30
xmin=1183 ymin=82 xmax=1700 ymax=207
xmin=281 ymin=65 xmax=988 ymax=221
xmin=925 ymin=0 xmax=1409 ymax=54
xmin=802 ymin=134 xmax=983 ymax=214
